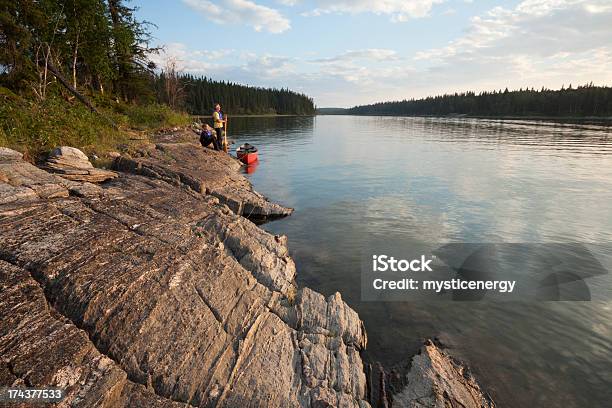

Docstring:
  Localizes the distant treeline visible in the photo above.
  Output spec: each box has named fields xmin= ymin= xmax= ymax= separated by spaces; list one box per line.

xmin=160 ymin=74 xmax=316 ymax=116
xmin=347 ymin=84 xmax=612 ymax=117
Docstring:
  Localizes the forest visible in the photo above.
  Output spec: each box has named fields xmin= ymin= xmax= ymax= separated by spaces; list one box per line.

xmin=165 ymin=74 xmax=316 ymax=116
xmin=1 ymin=0 xmax=314 ymax=113
xmin=1 ymin=0 xmax=158 ymax=102
xmin=0 ymin=0 xmax=313 ymax=157
xmin=347 ymin=85 xmax=612 ymax=118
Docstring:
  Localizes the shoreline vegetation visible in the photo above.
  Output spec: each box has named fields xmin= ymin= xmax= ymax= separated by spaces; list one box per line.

xmin=0 ymin=1 xmax=313 ymax=160
xmin=318 ymin=85 xmax=612 ymax=120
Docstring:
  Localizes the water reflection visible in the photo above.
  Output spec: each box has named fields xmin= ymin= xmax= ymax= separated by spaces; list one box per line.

xmin=244 ymin=161 xmax=259 ymax=175
xmin=230 ymin=115 xmax=612 ymax=408
xmin=198 ymin=115 xmax=315 ymax=142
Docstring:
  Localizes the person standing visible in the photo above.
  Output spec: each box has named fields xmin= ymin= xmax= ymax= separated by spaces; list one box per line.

xmin=212 ymin=103 xmax=227 ymax=152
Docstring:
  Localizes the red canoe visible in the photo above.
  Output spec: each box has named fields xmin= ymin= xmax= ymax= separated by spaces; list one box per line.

xmin=237 ymin=144 xmax=259 ymax=165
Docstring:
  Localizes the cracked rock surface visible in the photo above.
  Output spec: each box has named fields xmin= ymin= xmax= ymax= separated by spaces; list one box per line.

xmin=392 ymin=341 xmax=495 ymax=408
xmin=0 ymin=142 xmax=493 ymax=408
xmin=0 ymin=259 xmax=187 ymax=408
xmin=112 ymin=137 xmax=293 ymax=222
xmin=0 ymin=146 xmax=368 ymax=407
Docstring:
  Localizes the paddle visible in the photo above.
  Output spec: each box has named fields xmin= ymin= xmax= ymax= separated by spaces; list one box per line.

xmin=224 ymin=115 xmax=229 ymax=153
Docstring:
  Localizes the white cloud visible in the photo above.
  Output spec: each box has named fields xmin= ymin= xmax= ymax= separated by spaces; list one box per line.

xmin=418 ymin=0 xmax=612 ymax=61
xmin=301 ymin=0 xmax=445 ymax=21
xmin=400 ymin=0 xmax=612 ymax=100
xmin=314 ymin=0 xmax=612 ymax=105
xmin=238 ymin=53 xmax=298 ymax=77
xmin=150 ymin=42 xmax=234 ymax=73
xmin=152 ymin=42 xmax=301 ymax=85
xmin=182 ymin=0 xmax=290 ymax=33
xmin=160 ymin=1 xmax=612 ymax=107
xmin=312 ymin=49 xmax=399 ymax=63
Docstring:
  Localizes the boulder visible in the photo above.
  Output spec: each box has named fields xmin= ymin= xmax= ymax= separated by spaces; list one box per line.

xmin=45 ymin=146 xmax=118 ymax=183
xmin=0 ymin=147 xmax=72 ymax=203
xmin=0 ymin=147 xmax=23 ymax=161
xmin=48 ymin=146 xmax=93 ymax=168
xmin=391 ymin=340 xmax=495 ymax=408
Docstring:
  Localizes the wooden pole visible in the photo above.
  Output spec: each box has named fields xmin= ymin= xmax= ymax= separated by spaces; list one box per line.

xmin=223 ymin=116 xmax=229 ymax=153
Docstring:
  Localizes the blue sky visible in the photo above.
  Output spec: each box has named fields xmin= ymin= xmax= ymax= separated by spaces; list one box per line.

xmin=133 ymin=0 xmax=612 ymax=107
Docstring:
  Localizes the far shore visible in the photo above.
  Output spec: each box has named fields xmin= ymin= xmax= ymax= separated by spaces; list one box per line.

xmin=193 ymin=112 xmax=612 ymax=122
xmin=316 ymin=112 xmax=612 ymax=122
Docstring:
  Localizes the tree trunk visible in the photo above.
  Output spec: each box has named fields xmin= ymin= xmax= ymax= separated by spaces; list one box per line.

xmin=108 ymin=0 xmax=126 ymax=100
xmin=97 ymin=75 xmax=105 ymax=94
xmin=72 ymin=31 xmax=79 ymax=89
xmin=45 ymin=61 xmax=116 ymax=128
xmin=46 ymin=61 xmax=97 ymax=112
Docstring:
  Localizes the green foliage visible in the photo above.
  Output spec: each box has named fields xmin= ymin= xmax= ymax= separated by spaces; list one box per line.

xmin=107 ymin=0 xmax=160 ymax=102
xmin=0 ymin=88 xmax=122 ymax=158
xmin=0 ymin=0 xmax=42 ymax=90
xmin=348 ymin=84 xmax=612 ymax=118
xmin=1 ymin=0 xmax=157 ymax=101
xmin=0 ymin=127 xmax=8 ymax=148
xmin=120 ymin=103 xmax=191 ymax=130
xmin=0 ymin=87 xmax=189 ymax=159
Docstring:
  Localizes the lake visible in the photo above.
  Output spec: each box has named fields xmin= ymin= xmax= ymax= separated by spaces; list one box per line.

xmin=229 ymin=115 xmax=612 ymax=407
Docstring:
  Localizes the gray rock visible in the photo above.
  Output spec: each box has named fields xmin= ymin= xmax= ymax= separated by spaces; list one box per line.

xmin=0 ymin=150 xmax=369 ymax=407
xmin=0 ymin=147 xmax=23 ymax=161
xmin=0 ymin=260 xmax=186 ymax=407
xmin=112 ymin=142 xmax=293 ymax=221
xmin=45 ymin=146 xmax=118 ymax=183
xmin=0 ymin=150 xmax=72 ymax=203
xmin=392 ymin=340 xmax=495 ymax=408
xmin=49 ymin=146 xmax=94 ymax=168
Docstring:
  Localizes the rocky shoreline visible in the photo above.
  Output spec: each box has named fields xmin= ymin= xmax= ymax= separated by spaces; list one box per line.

xmin=0 ymin=129 xmax=494 ymax=407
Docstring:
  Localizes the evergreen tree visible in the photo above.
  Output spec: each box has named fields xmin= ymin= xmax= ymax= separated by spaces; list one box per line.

xmin=0 ymin=0 xmax=157 ymax=101
xmin=347 ymin=85 xmax=612 ymax=118
xmin=176 ymin=74 xmax=315 ymax=116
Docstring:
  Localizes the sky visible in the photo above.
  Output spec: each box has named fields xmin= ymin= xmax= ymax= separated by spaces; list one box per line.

xmin=132 ymin=0 xmax=612 ymax=108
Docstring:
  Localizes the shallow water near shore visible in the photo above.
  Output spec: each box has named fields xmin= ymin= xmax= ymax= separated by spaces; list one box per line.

xmin=230 ymin=115 xmax=612 ymax=408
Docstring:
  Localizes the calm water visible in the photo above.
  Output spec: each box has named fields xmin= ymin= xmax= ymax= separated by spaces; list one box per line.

xmin=230 ymin=116 xmax=612 ymax=408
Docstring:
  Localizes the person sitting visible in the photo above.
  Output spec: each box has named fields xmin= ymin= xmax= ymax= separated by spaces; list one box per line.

xmin=199 ymin=124 xmax=221 ymax=150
